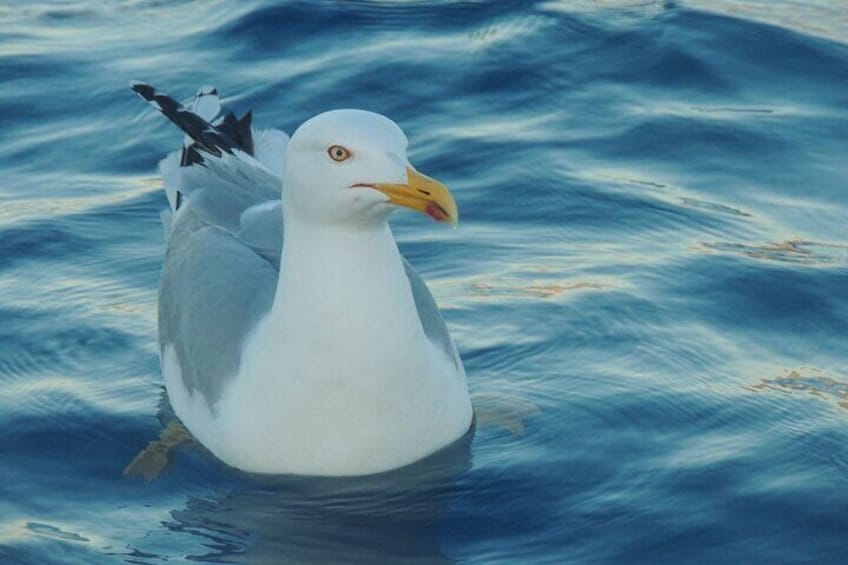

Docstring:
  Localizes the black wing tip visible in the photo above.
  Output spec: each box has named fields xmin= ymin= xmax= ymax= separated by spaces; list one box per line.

xmin=129 ymin=80 xmax=155 ymax=99
xmin=132 ymin=82 xmax=252 ymax=160
xmin=238 ymin=110 xmax=254 ymax=156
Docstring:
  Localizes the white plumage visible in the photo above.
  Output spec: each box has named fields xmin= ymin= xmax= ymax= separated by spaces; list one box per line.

xmin=133 ymin=83 xmax=473 ymax=476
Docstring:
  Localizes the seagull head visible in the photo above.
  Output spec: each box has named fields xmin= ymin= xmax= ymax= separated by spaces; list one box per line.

xmin=283 ymin=109 xmax=457 ymax=228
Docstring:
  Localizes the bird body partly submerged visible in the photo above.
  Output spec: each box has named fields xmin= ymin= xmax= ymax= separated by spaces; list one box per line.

xmin=133 ymin=83 xmax=473 ymax=476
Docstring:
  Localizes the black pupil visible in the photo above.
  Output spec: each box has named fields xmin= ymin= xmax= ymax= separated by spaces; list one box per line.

xmin=334 ymin=148 xmax=343 ymax=157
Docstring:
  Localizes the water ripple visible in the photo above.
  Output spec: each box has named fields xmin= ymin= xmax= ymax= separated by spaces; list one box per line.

xmin=2 ymin=1 xmax=847 ymax=563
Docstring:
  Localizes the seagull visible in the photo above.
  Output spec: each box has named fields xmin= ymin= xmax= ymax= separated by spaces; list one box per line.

xmin=131 ymin=83 xmax=473 ymax=476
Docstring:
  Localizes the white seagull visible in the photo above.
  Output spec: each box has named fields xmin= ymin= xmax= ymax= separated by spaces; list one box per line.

xmin=131 ymin=83 xmax=473 ymax=476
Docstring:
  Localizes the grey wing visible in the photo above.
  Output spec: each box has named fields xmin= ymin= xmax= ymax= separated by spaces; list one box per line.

xmin=158 ymin=209 xmax=278 ymax=408
xmin=237 ymin=200 xmax=284 ymax=270
xmin=402 ymin=258 xmax=462 ymax=372
xmin=136 ymin=83 xmax=289 ymax=408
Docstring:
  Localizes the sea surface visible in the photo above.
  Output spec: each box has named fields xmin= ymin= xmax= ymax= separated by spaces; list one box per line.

xmin=1 ymin=1 xmax=847 ymax=563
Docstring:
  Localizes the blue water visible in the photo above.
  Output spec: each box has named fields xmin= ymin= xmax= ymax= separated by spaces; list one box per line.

xmin=2 ymin=1 xmax=847 ymax=563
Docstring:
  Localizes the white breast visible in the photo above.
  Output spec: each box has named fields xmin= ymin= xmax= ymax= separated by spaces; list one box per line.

xmin=177 ymin=220 xmax=472 ymax=476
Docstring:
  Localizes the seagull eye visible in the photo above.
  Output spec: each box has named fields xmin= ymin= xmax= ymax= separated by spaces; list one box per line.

xmin=327 ymin=145 xmax=351 ymax=162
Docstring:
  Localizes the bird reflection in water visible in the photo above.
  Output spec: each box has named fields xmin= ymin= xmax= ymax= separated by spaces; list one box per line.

xmin=159 ymin=429 xmax=473 ymax=564
xmin=125 ymin=386 xmax=474 ymax=564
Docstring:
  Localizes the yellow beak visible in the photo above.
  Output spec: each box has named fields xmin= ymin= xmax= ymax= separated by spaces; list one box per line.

xmin=371 ymin=166 xmax=458 ymax=226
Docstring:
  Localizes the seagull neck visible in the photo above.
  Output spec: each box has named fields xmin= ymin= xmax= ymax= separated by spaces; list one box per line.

xmin=271 ymin=211 xmax=409 ymax=321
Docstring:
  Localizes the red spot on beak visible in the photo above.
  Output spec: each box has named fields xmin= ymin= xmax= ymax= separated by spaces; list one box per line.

xmin=425 ymin=202 xmax=448 ymax=222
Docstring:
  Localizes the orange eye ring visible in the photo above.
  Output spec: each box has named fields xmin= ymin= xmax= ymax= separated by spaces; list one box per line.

xmin=327 ymin=145 xmax=351 ymax=162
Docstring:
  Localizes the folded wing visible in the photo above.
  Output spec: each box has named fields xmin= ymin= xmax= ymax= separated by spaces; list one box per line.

xmin=132 ymin=82 xmax=288 ymax=408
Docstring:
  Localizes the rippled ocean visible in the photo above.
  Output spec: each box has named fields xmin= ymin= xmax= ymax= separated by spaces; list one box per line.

xmin=2 ymin=1 xmax=847 ymax=563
